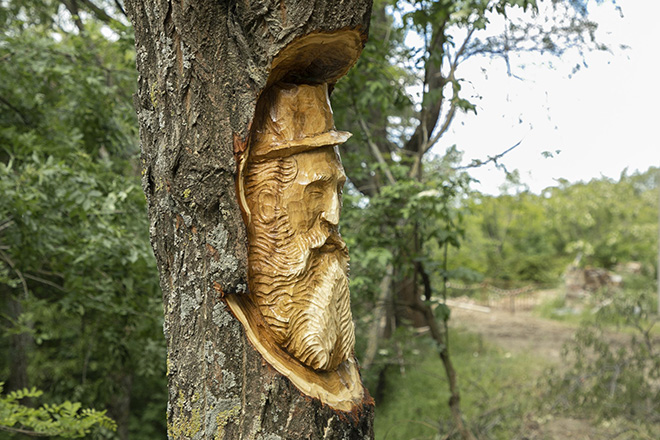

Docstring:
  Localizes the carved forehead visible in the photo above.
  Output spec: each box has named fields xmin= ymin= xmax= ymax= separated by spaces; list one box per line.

xmin=244 ymin=156 xmax=297 ymax=186
xmin=290 ymin=146 xmax=345 ymax=185
xmin=245 ymin=146 xmax=345 ymax=188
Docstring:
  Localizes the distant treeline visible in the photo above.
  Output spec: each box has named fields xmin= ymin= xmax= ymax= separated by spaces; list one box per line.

xmin=448 ymin=168 xmax=659 ymax=285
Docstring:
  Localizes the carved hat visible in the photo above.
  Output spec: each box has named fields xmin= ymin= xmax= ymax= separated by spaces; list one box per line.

xmin=248 ymin=83 xmax=351 ymax=161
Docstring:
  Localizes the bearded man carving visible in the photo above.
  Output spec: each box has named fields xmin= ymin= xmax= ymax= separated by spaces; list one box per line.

xmin=242 ymin=83 xmax=356 ymax=371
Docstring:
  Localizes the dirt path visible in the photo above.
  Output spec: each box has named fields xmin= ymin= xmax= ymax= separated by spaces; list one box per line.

xmin=438 ymin=289 xmax=659 ymax=439
xmin=449 ymin=292 xmax=577 ymax=364
xmin=448 ymin=289 xmax=635 ymax=363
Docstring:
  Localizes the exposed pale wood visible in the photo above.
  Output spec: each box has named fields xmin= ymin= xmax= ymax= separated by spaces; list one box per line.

xmin=267 ymin=31 xmax=364 ymax=87
xmin=226 ymin=294 xmax=363 ymax=412
xmin=249 ymin=83 xmax=351 ymax=161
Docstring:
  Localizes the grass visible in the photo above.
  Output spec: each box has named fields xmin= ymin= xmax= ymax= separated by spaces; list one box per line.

xmin=534 ymin=286 xmax=660 ymax=336
xmin=534 ymin=293 xmax=587 ymax=324
xmin=372 ymin=277 xmax=660 ymax=439
xmin=373 ymin=329 xmax=549 ymax=440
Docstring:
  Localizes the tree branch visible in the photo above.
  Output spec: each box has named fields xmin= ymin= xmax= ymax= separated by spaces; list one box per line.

xmin=79 ymin=0 xmax=120 ymax=25
xmin=0 ymin=249 xmax=29 ymax=299
xmin=402 ymin=23 xmax=447 ymax=156
xmin=113 ymin=0 xmax=127 ymax=18
xmin=456 ymin=140 xmax=523 ymax=171
xmin=418 ymin=25 xmax=476 ymax=159
xmin=451 ymin=26 xmax=476 ymax=73
xmin=0 ymin=219 xmax=14 ymax=233
xmin=0 ymin=96 xmax=31 ymax=127
xmin=60 ymin=0 xmax=86 ymax=33
xmin=422 ymin=99 xmax=457 ymax=157
xmin=23 ymin=273 xmax=66 ymax=292
xmin=358 ymin=118 xmax=396 ymax=186
xmin=415 ymin=260 xmax=432 ymax=302
xmin=0 ymin=425 xmax=51 ymax=437
xmin=406 ymin=24 xmax=477 ymax=179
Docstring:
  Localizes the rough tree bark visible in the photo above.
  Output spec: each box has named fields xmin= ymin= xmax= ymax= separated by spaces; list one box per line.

xmin=125 ymin=1 xmax=374 ymax=439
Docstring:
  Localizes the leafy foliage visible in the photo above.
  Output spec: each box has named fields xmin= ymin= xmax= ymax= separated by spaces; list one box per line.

xmin=0 ymin=383 xmax=116 ymax=438
xmin=0 ymin=3 xmax=166 ymax=439
xmin=545 ymin=275 xmax=660 ymax=434
xmin=449 ymin=168 xmax=659 ymax=285
xmin=374 ymin=330 xmax=547 ymax=440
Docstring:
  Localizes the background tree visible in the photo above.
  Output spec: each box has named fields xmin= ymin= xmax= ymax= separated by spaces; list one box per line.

xmin=333 ymin=0 xmax=618 ymax=436
xmin=449 ymin=167 xmax=660 ymax=287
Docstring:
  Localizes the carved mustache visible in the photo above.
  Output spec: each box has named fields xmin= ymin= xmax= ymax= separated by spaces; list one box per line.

xmin=313 ymin=232 xmax=347 ymax=254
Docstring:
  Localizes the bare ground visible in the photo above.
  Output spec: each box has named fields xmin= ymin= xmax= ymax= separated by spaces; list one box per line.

xmin=450 ymin=292 xmax=576 ymax=364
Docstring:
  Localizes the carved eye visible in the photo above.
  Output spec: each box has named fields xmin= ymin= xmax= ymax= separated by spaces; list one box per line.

xmin=305 ymin=181 xmax=327 ymax=200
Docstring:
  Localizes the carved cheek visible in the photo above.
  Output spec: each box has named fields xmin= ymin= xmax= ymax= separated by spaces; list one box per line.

xmin=284 ymin=198 xmax=307 ymax=231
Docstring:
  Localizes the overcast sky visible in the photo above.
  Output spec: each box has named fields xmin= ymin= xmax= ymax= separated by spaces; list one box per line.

xmin=437 ymin=0 xmax=660 ymax=194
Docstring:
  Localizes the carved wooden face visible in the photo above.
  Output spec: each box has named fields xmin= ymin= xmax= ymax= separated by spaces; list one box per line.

xmin=225 ymin=33 xmax=366 ymax=409
xmin=244 ymin=147 xmax=354 ymax=372
xmin=241 ymin=84 xmax=355 ymax=372
xmin=281 ymin=147 xmax=346 ymax=246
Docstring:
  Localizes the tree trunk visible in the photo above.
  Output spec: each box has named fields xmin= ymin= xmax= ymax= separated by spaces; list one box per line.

xmin=107 ymin=372 xmax=132 ymax=440
xmin=125 ymin=1 xmax=374 ymax=438
xmin=6 ymin=295 xmax=31 ymax=394
xmin=362 ymin=264 xmax=393 ymax=371
xmin=394 ymin=228 xmax=427 ymax=329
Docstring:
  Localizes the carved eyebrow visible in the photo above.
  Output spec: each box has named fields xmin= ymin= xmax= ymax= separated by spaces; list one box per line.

xmin=308 ymin=168 xmax=347 ymax=185
xmin=310 ymin=173 xmax=334 ymax=184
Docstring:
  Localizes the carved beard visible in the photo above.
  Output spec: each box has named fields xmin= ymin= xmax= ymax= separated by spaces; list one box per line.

xmin=248 ymin=218 xmax=355 ymax=371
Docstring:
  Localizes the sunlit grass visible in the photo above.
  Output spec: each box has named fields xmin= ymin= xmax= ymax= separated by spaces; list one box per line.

xmin=374 ymin=329 xmax=549 ymax=440
xmin=534 ymin=293 xmax=587 ymax=324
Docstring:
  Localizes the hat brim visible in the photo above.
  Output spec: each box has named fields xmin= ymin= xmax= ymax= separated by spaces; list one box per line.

xmin=251 ymin=130 xmax=351 ymax=161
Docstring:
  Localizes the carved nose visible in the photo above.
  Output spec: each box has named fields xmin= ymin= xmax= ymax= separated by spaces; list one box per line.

xmin=321 ymin=192 xmax=340 ymax=226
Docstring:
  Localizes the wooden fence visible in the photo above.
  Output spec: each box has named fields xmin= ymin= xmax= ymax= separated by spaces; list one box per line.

xmin=445 ymin=282 xmax=537 ymax=313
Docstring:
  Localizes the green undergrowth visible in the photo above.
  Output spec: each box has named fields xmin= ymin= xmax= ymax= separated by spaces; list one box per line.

xmin=540 ymin=275 xmax=660 ymax=436
xmin=374 ymin=329 xmax=548 ymax=440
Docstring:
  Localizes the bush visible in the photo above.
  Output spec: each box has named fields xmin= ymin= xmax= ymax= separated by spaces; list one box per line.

xmin=544 ymin=275 xmax=660 ymax=431
xmin=0 ymin=383 xmax=116 ymax=438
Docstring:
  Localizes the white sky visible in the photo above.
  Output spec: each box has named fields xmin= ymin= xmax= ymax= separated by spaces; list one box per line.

xmin=438 ymin=0 xmax=660 ymax=194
